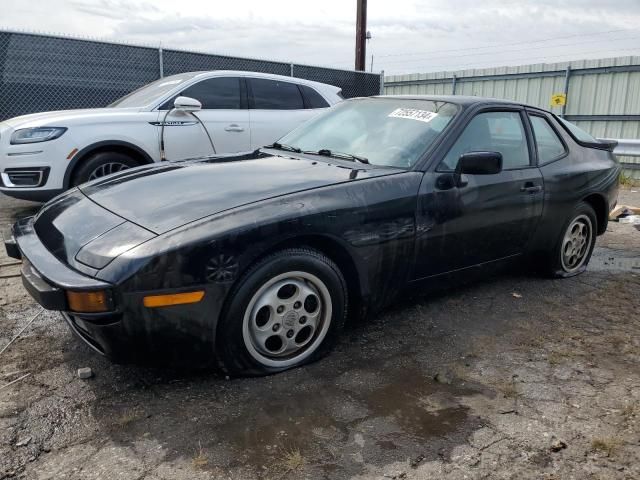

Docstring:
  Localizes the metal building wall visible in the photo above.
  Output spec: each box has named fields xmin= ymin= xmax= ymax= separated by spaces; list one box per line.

xmin=385 ymin=56 xmax=640 ymax=175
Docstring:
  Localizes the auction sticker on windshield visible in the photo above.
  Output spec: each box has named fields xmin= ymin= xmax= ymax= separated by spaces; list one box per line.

xmin=388 ymin=108 xmax=438 ymax=123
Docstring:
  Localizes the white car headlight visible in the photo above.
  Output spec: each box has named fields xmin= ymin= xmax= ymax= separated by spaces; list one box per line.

xmin=10 ymin=127 xmax=67 ymax=145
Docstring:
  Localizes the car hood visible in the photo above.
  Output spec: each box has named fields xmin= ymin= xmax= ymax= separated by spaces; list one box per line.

xmin=78 ymin=153 xmax=399 ymax=234
xmin=0 ymin=107 xmax=143 ymax=129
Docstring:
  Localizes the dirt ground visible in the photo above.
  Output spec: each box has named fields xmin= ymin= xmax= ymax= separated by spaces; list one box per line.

xmin=1 ymin=190 xmax=639 ymax=480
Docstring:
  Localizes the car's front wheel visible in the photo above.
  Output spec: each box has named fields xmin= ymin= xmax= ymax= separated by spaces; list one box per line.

xmin=546 ymin=201 xmax=597 ymax=278
xmin=72 ymin=151 xmax=139 ymax=186
xmin=216 ymin=248 xmax=347 ymax=376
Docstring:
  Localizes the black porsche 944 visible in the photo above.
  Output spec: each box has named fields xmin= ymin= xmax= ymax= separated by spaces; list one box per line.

xmin=4 ymin=96 xmax=620 ymax=375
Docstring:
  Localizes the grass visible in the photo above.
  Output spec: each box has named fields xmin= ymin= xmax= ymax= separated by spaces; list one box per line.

xmin=621 ymin=403 xmax=638 ymax=421
xmin=619 ymin=171 xmax=639 ymax=188
xmin=277 ymin=446 xmax=306 ymax=473
xmin=114 ymin=409 xmax=141 ymax=428
xmin=546 ymin=347 xmax=577 ymax=365
xmin=495 ymin=379 xmax=519 ymax=399
xmin=546 ymin=351 xmax=565 ymax=365
xmin=591 ymin=437 xmax=622 ymax=457
xmin=192 ymin=441 xmax=208 ymax=469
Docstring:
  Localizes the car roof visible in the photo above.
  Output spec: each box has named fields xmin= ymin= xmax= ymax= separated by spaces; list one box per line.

xmin=185 ymin=70 xmax=342 ymax=94
xmin=371 ymin=94 xmax=544 ymax=111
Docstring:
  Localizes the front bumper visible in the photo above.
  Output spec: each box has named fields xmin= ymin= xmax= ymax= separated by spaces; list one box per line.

xmin=4 ymin=217 xmax=129 ymax=358
xmin=4 ymin=217 xmax=226 ymax=367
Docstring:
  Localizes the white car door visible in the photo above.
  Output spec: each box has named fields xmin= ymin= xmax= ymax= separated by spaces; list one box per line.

xmin=246 ymin=78 xmax=322 ymax=150
xmin=160 ymin=76 xmax=250 ymax=160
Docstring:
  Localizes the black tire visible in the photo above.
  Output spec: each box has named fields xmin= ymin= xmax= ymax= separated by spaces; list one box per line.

xmin=71 ymin=151 xmax=139 ymax=186
xmin=216 ymin=248 xmax=347 ymax=377
xmin=546 ymin=201 xmax=598 ymax=278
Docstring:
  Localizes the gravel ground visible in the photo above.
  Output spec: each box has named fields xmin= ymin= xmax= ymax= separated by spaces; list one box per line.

xmin=0 ymin=190 xmax=639 ymax=480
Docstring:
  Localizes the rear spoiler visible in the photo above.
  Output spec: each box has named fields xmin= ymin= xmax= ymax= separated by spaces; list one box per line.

xmin=588 ymin=138 xmax=618 ymax=152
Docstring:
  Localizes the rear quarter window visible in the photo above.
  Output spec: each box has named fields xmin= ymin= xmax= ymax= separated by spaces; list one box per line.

xmin=557 ymin=117 xmax=598 ymax=143
xmin=300 ymin=85 xmax=330 ymax=109
xmin=249 ymin=78 xmax=304 ymax=110
xmin=529 ymin=115 xmax=567 ymax=164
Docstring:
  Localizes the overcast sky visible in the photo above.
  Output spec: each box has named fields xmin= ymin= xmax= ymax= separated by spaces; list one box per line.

xmin=2 ymin=0 xmax=640 ymax=75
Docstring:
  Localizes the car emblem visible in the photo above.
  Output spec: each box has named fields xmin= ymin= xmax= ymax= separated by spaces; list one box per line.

xmin=283 ymin=310 xmax=298 ymax=328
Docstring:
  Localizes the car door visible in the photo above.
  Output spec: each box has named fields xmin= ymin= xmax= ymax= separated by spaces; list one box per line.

xmin=246 ymin=77 xmax=317 ymax=149
xmin=412 ymin=107 xmax=544 ymax=279
xmin=159 ymin=76 xmax=250 ymax=160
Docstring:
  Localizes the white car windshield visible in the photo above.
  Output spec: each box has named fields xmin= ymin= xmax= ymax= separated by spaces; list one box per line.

xmin=277 ymin=98 xmax=458 ymax=168
xmin=109 ymin=72 xmax=200 ymax=108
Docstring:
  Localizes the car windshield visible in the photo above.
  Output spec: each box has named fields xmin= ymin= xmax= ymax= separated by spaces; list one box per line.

xmin=276 ymin=98 xmax=458 ymax=168
xmin=108 ymin=72 xmax=200 ymax=108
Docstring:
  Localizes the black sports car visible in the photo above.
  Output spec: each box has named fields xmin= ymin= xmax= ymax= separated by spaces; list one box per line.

xmin=4 ymin=96 xmax=620 ymax=375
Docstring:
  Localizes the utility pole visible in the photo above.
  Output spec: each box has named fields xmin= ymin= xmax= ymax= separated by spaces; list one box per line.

xmin=355 ymin=0 xmax=367 ymax=71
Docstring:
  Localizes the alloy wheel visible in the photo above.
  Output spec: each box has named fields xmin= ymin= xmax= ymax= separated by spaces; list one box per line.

xmin=560 ymin=214 xmax=593 ymax=273
xmin=88 ymin=162 xmax=131 ymax=180
xmin=242 ymin=271 xmax=332 ymax=368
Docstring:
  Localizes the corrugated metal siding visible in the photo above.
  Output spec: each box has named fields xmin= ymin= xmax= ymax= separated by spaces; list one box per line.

xmin=385 ymin=56 xmax=640 ymax=172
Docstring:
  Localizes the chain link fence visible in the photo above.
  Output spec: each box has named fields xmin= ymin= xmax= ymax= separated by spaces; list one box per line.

xmin=0 ymin=30 xmax=382 ymax=121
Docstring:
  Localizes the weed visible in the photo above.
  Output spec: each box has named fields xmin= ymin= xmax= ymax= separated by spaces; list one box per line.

xmin=277 ymin=446 xmax=305 ymax=472
xmin=621 ymin=403 xmax=638 ymax=420
xmin=114 ymin=409 xmax=140 ymax=428
xmin=619 ymin=171 xmax=639 ymax=188
xmin=192 ymin=441 xmax=208 ymax=469
xmin=591 ymin=437 xmax=621 ymax=457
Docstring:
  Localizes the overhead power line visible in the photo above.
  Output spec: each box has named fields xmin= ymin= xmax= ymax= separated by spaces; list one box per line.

xmin=376 ymin=28 xmax=633 ymax=59
xmin=378 ymin=33 xmax=640 ymax=66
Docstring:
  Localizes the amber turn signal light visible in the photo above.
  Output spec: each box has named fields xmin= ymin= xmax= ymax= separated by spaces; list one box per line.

xmin=143 ymin=291 xmax=205 ymax=308
xmin=66 ymin=290 xmax=111 ymax=313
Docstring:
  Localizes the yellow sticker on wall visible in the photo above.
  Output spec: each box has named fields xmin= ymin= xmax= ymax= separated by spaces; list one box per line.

xmin=550 ymin=93 xmax=566 ymax=107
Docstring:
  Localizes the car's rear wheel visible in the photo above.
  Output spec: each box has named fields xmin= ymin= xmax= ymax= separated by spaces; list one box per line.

xmin=72 ymin=151 xmax=139 ymax=186
xmin=546 ymin=201 xmax=597 ymax=278
xmin=216 ymin=248 xmax=347 ymax=376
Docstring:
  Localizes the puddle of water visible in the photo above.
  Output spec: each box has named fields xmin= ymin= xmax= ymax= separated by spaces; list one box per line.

xmin=196 ymin=364 xmax=479 ymax=477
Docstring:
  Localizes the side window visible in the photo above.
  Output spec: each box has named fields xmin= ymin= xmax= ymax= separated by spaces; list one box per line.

xmin=300 ymin=85 xmax=329 ymax=109
xmin=440 ymin=111 xmax=530 ymax=171
xmin=249 ymin=78 xmax=304 ymax=110
xmin=529 ymin=115 xmax=567 ymax=164
xmin=180 ymin=77 xmax=241 ymax=109
xmin=160 ymin=77 xmax=241 ymax=110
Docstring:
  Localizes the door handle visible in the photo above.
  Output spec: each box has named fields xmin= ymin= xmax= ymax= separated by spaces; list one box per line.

xmin=225 ymin=124 xmax=244 ymax=132
xmin=520 ymin=183 xmax=542 ymax=194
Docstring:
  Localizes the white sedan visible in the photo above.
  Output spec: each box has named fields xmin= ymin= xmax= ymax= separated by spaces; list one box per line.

xmin=0 ymin=71 xmax=343 ymax=201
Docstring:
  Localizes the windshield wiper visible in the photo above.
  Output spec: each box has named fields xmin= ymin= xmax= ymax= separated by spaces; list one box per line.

xmin=304 ymin=148 xmax=369 ymax=164
xmin=264 ymin=142 xmax=302 ymax=153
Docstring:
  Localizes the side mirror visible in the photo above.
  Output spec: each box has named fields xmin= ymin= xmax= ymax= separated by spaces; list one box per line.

xmin=173 ymin=96 xmax=202 ymax=113
xmin=453 ymin=151 xmax=502 ymax=187
xmin=456 ymin=151 xmax=503 ymax=175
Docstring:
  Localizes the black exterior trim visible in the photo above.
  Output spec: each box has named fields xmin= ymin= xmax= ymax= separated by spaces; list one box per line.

xmin=2 ymin=226 xmax=21 ymax=259
xmin=525 ymin=110 xmax=570 ymax=166
xmin=21 ymin=260 xmax=68 ymax=310
xmin=0 ymin=188 xmax=63 ymax=202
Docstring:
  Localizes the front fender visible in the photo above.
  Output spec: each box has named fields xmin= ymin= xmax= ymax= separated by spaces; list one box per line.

xmin=99 ymin=172 xmax=423 ymax=312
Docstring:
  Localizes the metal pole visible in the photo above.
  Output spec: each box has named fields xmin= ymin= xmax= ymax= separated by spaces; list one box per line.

xmin=290 ymin=63 xmax=294 ymax=77
xmin=561 ymin=66 xmax=571 ymax=117
xmin=355 ymin=0 xmax=367 ymax=71
xmin=370 ymin=54 xmax=374 ymax=72
xmin=158 ymin=46 xmax=164 ymax=78
xmin=379 ymin=70 xmax=385 ymax=95
xmin=452 ymin=75 xmax=457 ymax=95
